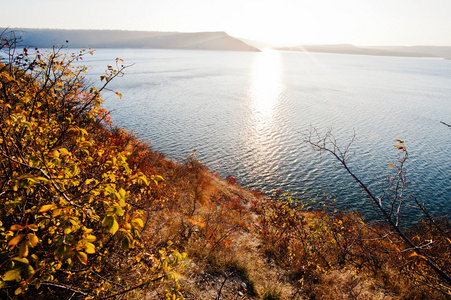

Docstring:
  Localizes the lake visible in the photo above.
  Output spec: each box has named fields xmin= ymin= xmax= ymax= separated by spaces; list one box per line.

xmin=83 ymin=49 xmax=451 ymax=221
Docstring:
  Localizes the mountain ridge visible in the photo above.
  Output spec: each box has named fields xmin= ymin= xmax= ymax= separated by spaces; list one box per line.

xmin=4 ymin=28 xmax=261 ymax=52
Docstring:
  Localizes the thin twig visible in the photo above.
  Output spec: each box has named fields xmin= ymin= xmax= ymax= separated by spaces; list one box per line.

xmin=416 ymin=280 xmax=451 ymax=297
xmin=41 ymin=281 xmax=91 ymax=297
xmin=216 ymin=271 xmax=235 ymax=300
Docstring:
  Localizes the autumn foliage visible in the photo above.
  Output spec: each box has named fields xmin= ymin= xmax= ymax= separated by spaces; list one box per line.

xmin=0 ymin=32 xmax=184 ymax=298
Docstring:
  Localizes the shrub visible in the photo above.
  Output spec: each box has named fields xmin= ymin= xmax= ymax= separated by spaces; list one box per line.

xmin=0 ymin=31 xmax=183 ymax=299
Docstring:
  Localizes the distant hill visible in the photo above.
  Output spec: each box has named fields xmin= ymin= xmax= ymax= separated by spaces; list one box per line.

xmin=275 ymin=44 xmax=451 ymax=59
xmin=4 ymin=28 xmax=260 ymax=52
xmin=366 ymin=45 xmax=451 ymax=59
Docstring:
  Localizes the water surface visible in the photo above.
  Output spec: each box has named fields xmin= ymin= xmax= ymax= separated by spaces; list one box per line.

xmin=84 ymin=49 xmax=451 ymax=220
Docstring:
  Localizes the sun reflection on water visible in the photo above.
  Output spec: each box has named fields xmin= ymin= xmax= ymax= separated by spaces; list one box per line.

xmin=250 ymin=50 xmax=284 ymax=119
xmin=243 ymin=50 xmax=286 ymax=180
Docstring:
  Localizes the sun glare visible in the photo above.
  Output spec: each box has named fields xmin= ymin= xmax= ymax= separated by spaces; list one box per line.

xmin=243 ymin=50 xmax=285 ymax=157
xmin=250 ymin=50 xmax=283 ymax=117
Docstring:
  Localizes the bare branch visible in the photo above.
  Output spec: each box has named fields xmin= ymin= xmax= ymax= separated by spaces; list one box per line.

xmin=305 ymin=130 xmax=451 ymax=286
xmin=41 ymin=281 xmax=91 ymax=297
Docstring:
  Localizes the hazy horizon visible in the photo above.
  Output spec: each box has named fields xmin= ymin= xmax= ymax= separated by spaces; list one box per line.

xmin=2 ymin=0 xmax=451 ymax=47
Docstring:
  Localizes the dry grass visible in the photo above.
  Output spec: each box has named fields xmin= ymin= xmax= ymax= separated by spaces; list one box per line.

xmin=101 ymin=132 xmax=450 ymax=300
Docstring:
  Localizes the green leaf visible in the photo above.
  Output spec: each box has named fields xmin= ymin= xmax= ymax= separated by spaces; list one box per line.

xmin=102 ymin=216 xmax=112 ymax=227
xmin=121 ymin=236 xmax=130 ymax=251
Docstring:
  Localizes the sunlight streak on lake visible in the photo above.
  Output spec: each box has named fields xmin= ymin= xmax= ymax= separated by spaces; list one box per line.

xmin=250 ymin=50 xmax=283 ymax=118
xmin=247 ymin=50 xmax=284 ymax=148
xmin=243 ymin=50 xmax=287 ymax=179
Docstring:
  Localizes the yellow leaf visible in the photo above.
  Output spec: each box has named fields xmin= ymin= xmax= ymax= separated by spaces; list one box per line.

xmin=28 ymin=233 xmax=39 ymax=247
xmin=118 ymin=188 xmax=127 ymax=199
xmin=109 ymin=219 xmax=119 ymax=235
xmin=12 ymin=257 xmax=29 ymax=264
xmin=115 ymin=91 xmax=122 ymax=99
xmin=85 ymin=234 xmax=96 ymax=242
xmin=48 ymin=149 xmax=60 ymax=158
xmin=118 ymin=197 xmax=126 ymax=208
xmin=2 ymin=269 xmax=21 ymax=281
xmin=388 ymin=163 xmax=394 ymax=170
xmin=8 ymin=234 xmax=25 ymax=249
xmin=10 ymin=224 xmax=25 ymax=231
xmin=85 ymin=242 xmax=95 ymax=254
xmin=409 ymin=252 xmax=427 ymax=260
xmin=52 ymin=208 xmax=61 ymax=217
xmin=27 ymin=224 xmax=39 ymax=231
xmin=77 ymin=252 xmax=88 ymax=265
xmin=19 ymin=241 xmax=29 ymax=258
xmin=39 ymin=204 xmax=55 ymax=213
xmin=85 ymin=178 xmax=96 ymax=185
xmin=132 ymin=218 xmax=144 ymax=228
xmin=59 ymin=148 xmax=70 ymax=156
xmin=15 ymin=287 xmax=23 ymax=295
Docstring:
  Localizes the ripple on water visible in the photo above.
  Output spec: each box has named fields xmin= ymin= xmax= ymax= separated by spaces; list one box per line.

xmin=93 ymin=49 xmax=451 ymax=220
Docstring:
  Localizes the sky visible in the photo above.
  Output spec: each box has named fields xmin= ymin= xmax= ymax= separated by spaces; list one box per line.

xmin=2 ymin=0 xmax=451 ymax=46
